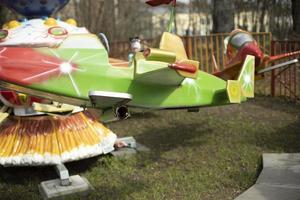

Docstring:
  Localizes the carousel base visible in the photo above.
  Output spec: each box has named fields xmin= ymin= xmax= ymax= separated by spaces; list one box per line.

xmin=0 ymin=111 xmax=117 ymax=166
xmin=112 ymin=137 xmax=150 ymax=157
xmin=39 ymin=164 xmax=92 ymax=200
xmin=39 ymin=175 xmax=92 ymax=200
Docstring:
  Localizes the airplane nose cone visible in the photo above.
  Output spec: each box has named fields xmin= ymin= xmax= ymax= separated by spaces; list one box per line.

xmin=242 ymin=43 xmax=264 ymax=67
xmin=254 ymin=49 xmax=264 ymax=67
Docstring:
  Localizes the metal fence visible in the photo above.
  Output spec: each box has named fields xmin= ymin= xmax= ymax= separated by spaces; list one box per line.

xmin=271 ymin=40 xmax=300 ymax=102
xmin=183 ymin=32 xmax=272 ymax=73
xmin=110 ymin=32 xmax=272 ymax=74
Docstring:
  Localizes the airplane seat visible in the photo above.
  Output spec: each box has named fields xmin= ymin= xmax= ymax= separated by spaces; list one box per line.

xmin=109 ymin=58 xmax=130 ymax=67
xmin=159 ymin=32 xmax=188 ymax=61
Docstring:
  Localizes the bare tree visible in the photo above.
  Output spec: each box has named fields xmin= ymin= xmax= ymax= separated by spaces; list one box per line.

xmin=0 ymin=5 xmax=18 ymax=26
xmin=212 ymin=0 xmax=234 ymax=33
xmin=292 ymin=0 xmax=300 ymax=35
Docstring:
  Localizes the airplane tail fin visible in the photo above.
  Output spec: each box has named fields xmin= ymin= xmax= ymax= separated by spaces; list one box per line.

xmin=226 ymin=55 xmax=255 ymax=103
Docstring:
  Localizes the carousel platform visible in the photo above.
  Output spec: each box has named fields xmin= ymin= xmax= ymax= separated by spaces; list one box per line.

xmin=0 ymin=111 xmax=116 ymax=166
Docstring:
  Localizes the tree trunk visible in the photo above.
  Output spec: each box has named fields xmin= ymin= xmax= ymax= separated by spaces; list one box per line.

xmin=292 ymin=0 xmax=300 ymax=34
xmin=0 ymin=6 xmax=6 ymax=26
xmin=212 ymin=0 xmax=234 ymax=33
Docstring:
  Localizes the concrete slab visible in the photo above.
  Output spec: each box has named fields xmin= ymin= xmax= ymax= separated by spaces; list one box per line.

xmin=111 ymin=147 xmax=137 ymax=157
xmin=235 ymin=153 xmax=300 ymax=200
xmin=263 ymin=153 xmax=300 ymax=168
xmin=235 ymin=184 xmax=300 ymax=200
xmin=256 ymin=167 xmax=300 ymax=186
xmin=39 ymin=175 xmax=93 ymax=200
xmin=112 ymin=137 xmax=149 ymax=158
xmin=111 ymin=142 xmax=150 ymax=157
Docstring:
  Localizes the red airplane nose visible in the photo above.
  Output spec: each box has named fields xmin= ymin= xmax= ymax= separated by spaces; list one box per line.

xmin=241 ymin=43 xmax=264 ymax=67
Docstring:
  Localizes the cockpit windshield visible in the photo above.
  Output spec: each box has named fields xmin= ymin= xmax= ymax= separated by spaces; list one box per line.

xmin=230 ymin=32 xmax=254 ymax=49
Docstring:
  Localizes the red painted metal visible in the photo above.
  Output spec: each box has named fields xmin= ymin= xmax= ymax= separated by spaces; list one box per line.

xmin=226 ymin=42 xmax=264 ymax=69
xmin=145 ymin=0 xmax=175 ymax=6
xmin=169 ymin=62 xmax=197 ymax=73
xmin=0 ymin=90 xmax=43 ymax=106
xmin=0 ymin=47 xmax=75 ymax=85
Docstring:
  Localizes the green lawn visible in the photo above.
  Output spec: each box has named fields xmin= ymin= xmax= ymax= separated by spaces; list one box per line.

xmin=0 ymin=96 xmax=299 ymax=200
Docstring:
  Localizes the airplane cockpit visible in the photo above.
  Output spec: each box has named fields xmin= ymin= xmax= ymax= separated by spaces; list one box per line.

xmin=229 ymin=31 xmax=255 ymax=50
xmin=224 ymin=30 xmax=257 ymax=61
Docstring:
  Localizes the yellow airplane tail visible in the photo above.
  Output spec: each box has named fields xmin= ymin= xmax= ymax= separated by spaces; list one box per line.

xmin=227 ymin=55 xmax=255 ymax=103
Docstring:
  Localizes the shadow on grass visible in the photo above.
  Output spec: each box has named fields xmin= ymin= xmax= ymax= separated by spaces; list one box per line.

xmin=0 ymin=156 xmax=104 ymax=185
xmin=129 ymin=112 xmax=159 ymax=120
xmin=135 ymin=122 xmax=213 ymax=162
xmin=254 ymin=120 xmax=300 ymax=153
xmin=248 ymin=95 xmax=300 ymax=114
xmin=91 ymin=177 xmax=146 ymax=200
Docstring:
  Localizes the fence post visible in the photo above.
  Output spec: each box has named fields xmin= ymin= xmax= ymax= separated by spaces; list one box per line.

xmin=184 ymin=36 xmax=193 ymax=59
xmin=270 ymin=40 xmax=276 ymax=97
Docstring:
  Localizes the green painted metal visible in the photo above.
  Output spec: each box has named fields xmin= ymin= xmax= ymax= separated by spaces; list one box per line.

xmin=28 ymin=46 xmax=235 ymax=110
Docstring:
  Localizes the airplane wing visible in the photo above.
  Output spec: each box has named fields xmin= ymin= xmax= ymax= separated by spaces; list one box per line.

xmin=258 ymin=59 xmax=299 ymax=74
xmin=256 ymin=50 xmax=300 ymax=74
xmin=213 ymin=60 xmax=243 ymax=80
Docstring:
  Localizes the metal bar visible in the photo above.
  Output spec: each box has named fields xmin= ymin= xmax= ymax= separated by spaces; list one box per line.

xmin=205 ymin=36 xmax=209 ymax=73
xmin=271 ymin=40 xmax=276 ymax=97
xmin=289 ymin=44 xmax=292 ymax=98
xmin=269 ymin=32 xmax=272 ymax=55
xmin=193 ymin=36 xmax=198 ymax=61
xmin=258 ymin=59 xmax=299 ymax=74
xmin=296 ymin=65 xmax=299 ymax=101
xmin=263 ymin=34 xmax=266 ymax=53
xmin=187 ymin=37 xmax=193 ymax=59
xmin=289 ymin=64 xmax=292 ymax=97
xmin=210 ymin=34 xmax=214 ymax=73
xmin=199 ymin=37 xmax=204 ymax=72
xmin=256 ymin=34 xmax=260 ymax=47
xmin=216 ymin=35 xmax=220 ymax=70
xmin=221 ymin=35 xmax=225 ymax=70
xmin=284 ymin=42 xmax=287 ymax=97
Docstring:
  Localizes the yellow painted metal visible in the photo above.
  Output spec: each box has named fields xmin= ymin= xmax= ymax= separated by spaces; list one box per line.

xmin=8 ymin=20 xmax=20 ymax=29
xmin=159 ymin=32 xmax=188 ymax=61
xmin=44 ymin=17 xmax=57 ymax=26
xmin=145 ymin=48 xmax=177 ymax=63
xmin=227 ymin=80 xmax=241 ymax=103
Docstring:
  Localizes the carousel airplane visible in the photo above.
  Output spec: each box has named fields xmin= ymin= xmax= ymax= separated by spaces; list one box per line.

xmin=0 ymin=0 xmax=255 ymax=120
xmin=213 ymin=29 xmax=300 ymax=80
xmin=0 ymin=26 xmax=255 ymax=119
xmin=0 ymin=0 xmax=256 ymax=166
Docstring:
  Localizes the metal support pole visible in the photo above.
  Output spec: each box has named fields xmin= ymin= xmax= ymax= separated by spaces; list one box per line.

xmin=55 ymin=164 xmax=71 ymax=186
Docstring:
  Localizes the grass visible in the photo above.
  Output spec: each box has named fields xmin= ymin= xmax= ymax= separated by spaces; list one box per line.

xmin=0 ymin=96 xmax=299 ymax=200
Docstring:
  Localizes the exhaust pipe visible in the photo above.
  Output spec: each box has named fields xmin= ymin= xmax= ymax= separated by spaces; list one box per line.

xmin=115 ymin=106 xmax=130 ymax=120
